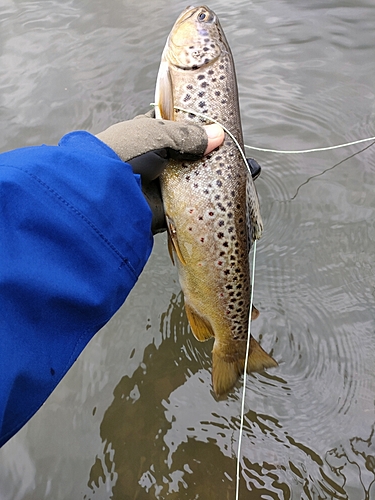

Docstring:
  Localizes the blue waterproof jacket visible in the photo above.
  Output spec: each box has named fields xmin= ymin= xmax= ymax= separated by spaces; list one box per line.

xmin=0 ymin=131 xmax=153 ymax=447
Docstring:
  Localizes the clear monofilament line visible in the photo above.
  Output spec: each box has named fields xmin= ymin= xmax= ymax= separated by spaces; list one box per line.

xmin=244 ymin=136 xmax=375 ymax=154
xmin=151 ymin=103 xmax=253 ymax=177
xmin=152 ymin=102 xmax=259 ymax=499
xmin=235 ymin=239 xmax=257 ymax=500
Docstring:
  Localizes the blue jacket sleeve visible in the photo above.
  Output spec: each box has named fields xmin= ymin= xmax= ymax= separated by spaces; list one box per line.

xmin=0 ymin=131 xmax=153 ymax=447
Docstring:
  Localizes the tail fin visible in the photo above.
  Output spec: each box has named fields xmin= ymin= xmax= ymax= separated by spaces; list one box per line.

xmin=212 ymin=338 xmax=277 ymax=396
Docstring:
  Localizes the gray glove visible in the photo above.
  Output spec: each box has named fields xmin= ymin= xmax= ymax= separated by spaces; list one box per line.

xmin=96 ymin=111 xmax=224 ymax=234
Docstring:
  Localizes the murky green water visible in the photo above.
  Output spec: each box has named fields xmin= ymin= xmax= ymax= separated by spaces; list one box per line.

xmin=1 ymin=0 xmax=375 ymax=498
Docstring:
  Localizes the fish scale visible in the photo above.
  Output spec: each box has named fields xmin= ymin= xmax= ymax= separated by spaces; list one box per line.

xmin=155 ymin=5 xmax=277 ymax=395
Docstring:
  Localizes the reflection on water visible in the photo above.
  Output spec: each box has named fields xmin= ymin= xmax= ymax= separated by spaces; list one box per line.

xmin=1 ymin=0 xmax=375 ymax=499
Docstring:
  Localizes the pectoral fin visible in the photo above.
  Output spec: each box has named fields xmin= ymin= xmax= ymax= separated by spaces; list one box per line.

xmin=167 ymin=234 xmax=175 ymax=265
xmin=166 ymin=216 xmax=186 ymax=265
xmin=185 ymin=302 xmax=214 ymax=341
xmin=155 ymin=61 xmax=174 ymax=120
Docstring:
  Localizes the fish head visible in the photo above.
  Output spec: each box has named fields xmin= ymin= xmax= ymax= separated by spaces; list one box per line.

xmin=163 ymin=5 xmax=226 ymax=70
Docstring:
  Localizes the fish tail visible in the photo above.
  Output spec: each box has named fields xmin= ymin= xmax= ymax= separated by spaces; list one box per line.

xmin=212 ymin=338 xmax=278 ymax=396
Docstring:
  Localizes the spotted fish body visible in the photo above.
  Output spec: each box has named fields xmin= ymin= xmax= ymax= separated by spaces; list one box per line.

xmin=155 ymin=5 xmax=277 ymax=395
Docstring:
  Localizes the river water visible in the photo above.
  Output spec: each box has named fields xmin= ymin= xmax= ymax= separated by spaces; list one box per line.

xmin=0 ymin=0 xmax=374 ymax=499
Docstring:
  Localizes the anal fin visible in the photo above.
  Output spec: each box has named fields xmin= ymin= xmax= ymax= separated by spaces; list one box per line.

xmin=185 ymin=303 xmax=214 ymax=342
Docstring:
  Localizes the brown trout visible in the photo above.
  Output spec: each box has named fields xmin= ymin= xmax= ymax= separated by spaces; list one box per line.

xmin=155 ymin=5 xmax=277 ymax=395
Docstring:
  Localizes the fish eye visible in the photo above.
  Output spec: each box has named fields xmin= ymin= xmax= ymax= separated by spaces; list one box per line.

xmin=198 ymin=11 xmax=207 ymax=21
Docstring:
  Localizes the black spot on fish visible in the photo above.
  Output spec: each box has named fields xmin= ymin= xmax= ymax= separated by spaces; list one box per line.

xmin=194 ymin=183 xmax=198 ymax=188
xmin=198 ymin=91 xmax=205 ymax=97
xmin=201 ymin=82 xmax=208 ymax=88
xmin=203 ymin=47 xmax=209 ymax=52
xmin=228 ymin=226 xmax=234 ymax=233
xmin=192 ymin=65 xmax=198 ymax=70
xmin=198 ymin=74 xmax=205 ymax=80
xmin=187 ymin=84 xmax=193 ymax=90
xmin=221 ymin=99 xmax=227 ymax=104
xmin=204 ymin=58 xmax=210 ymax=64
xmin=223 ymin=242 xmax=229 ymax=247
xmin=220 ymin=75 xmax=225 ymax=80
xmin=198 ymin=101 xmax=206 ymax=108
xmin=228 ymin=212 xmax=233 ymax=218
xmin=189 ymin=46 xmax=194 ymax=49
xmin=184 ymin=94 xmax=191 ymax=102
xmin=219 ymin=64 xmax=225 ymax=69
xmin=224 ymin=270 xmax=230 ymax=275
xmin=201 ymin=237 xmax=205 ymax=243
xmin=186 ymin=175 xmax=190 ymax=181
xmin=199 ymin=216 xmax=203 ymax=220
xmin=227 ymin=201 xmax=232 ymax=207
xmin=216 ymin=169 xmax=222 ymax=175
xmin=219 ymin=251 xmax=225 ymax=256
xmin=218 ymin=220 xmax=224 ymax=226
xmin=203 ymin=189 xmax=209 ymax=194
xmin=226 ymin=284 xmax=233 ymax=290
xmin=217 ymin=232 xmax=224 ymax=239
xmin=216 ymin=180 xmax=222 ymax=187
xmin=238 ymin=218 xmax=243 ymax=223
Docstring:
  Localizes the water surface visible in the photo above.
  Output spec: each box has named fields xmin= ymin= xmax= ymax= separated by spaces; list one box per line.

xmin=0 ymin=0 xmax=375 ymax=498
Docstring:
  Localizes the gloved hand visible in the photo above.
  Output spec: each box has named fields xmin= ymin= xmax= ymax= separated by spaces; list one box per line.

xmin=96 ymin=111 xmax=224 ymax=233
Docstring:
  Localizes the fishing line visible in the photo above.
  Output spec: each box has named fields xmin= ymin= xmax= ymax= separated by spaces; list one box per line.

xmin=151 ymin=103 xmax=253 ymax=177
xmin=244 ymin=136 xmax=375 ymax=154
xmin=151 ymin=103 xmax=375 ymax=156
xmin=152 ymin=102 xmax=260 ymax=499
xmin=235 ymin=238 xmax=257 ymax=500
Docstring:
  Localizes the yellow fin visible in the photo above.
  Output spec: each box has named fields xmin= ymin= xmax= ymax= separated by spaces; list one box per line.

xmin=251 ymin=305 xmax=259 ymax=320
xmin=212 ymin=338 xmax=277 ymax=396
xmin=185 ymin=303 xmax=214 ymax=341
xmin=247 ymin=337 xmax=278 ymax=373
xmin=167 ymin=234 xmax=175 ymax=265
xmin=212 ymin=351 xmax=239 ymax=397
xmin=155 ymin=61 xmax=174 ymax=120
xmin=166 ymin=216 xmax=186 ymax=265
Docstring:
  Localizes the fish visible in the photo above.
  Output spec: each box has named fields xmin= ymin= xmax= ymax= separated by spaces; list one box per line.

xmin=154 ymin=5 xmax=277 ymax=396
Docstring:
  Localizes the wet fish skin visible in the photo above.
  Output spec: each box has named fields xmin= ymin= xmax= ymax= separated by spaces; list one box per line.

xmin=155 ymin=5 xmax=277 ymax=395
